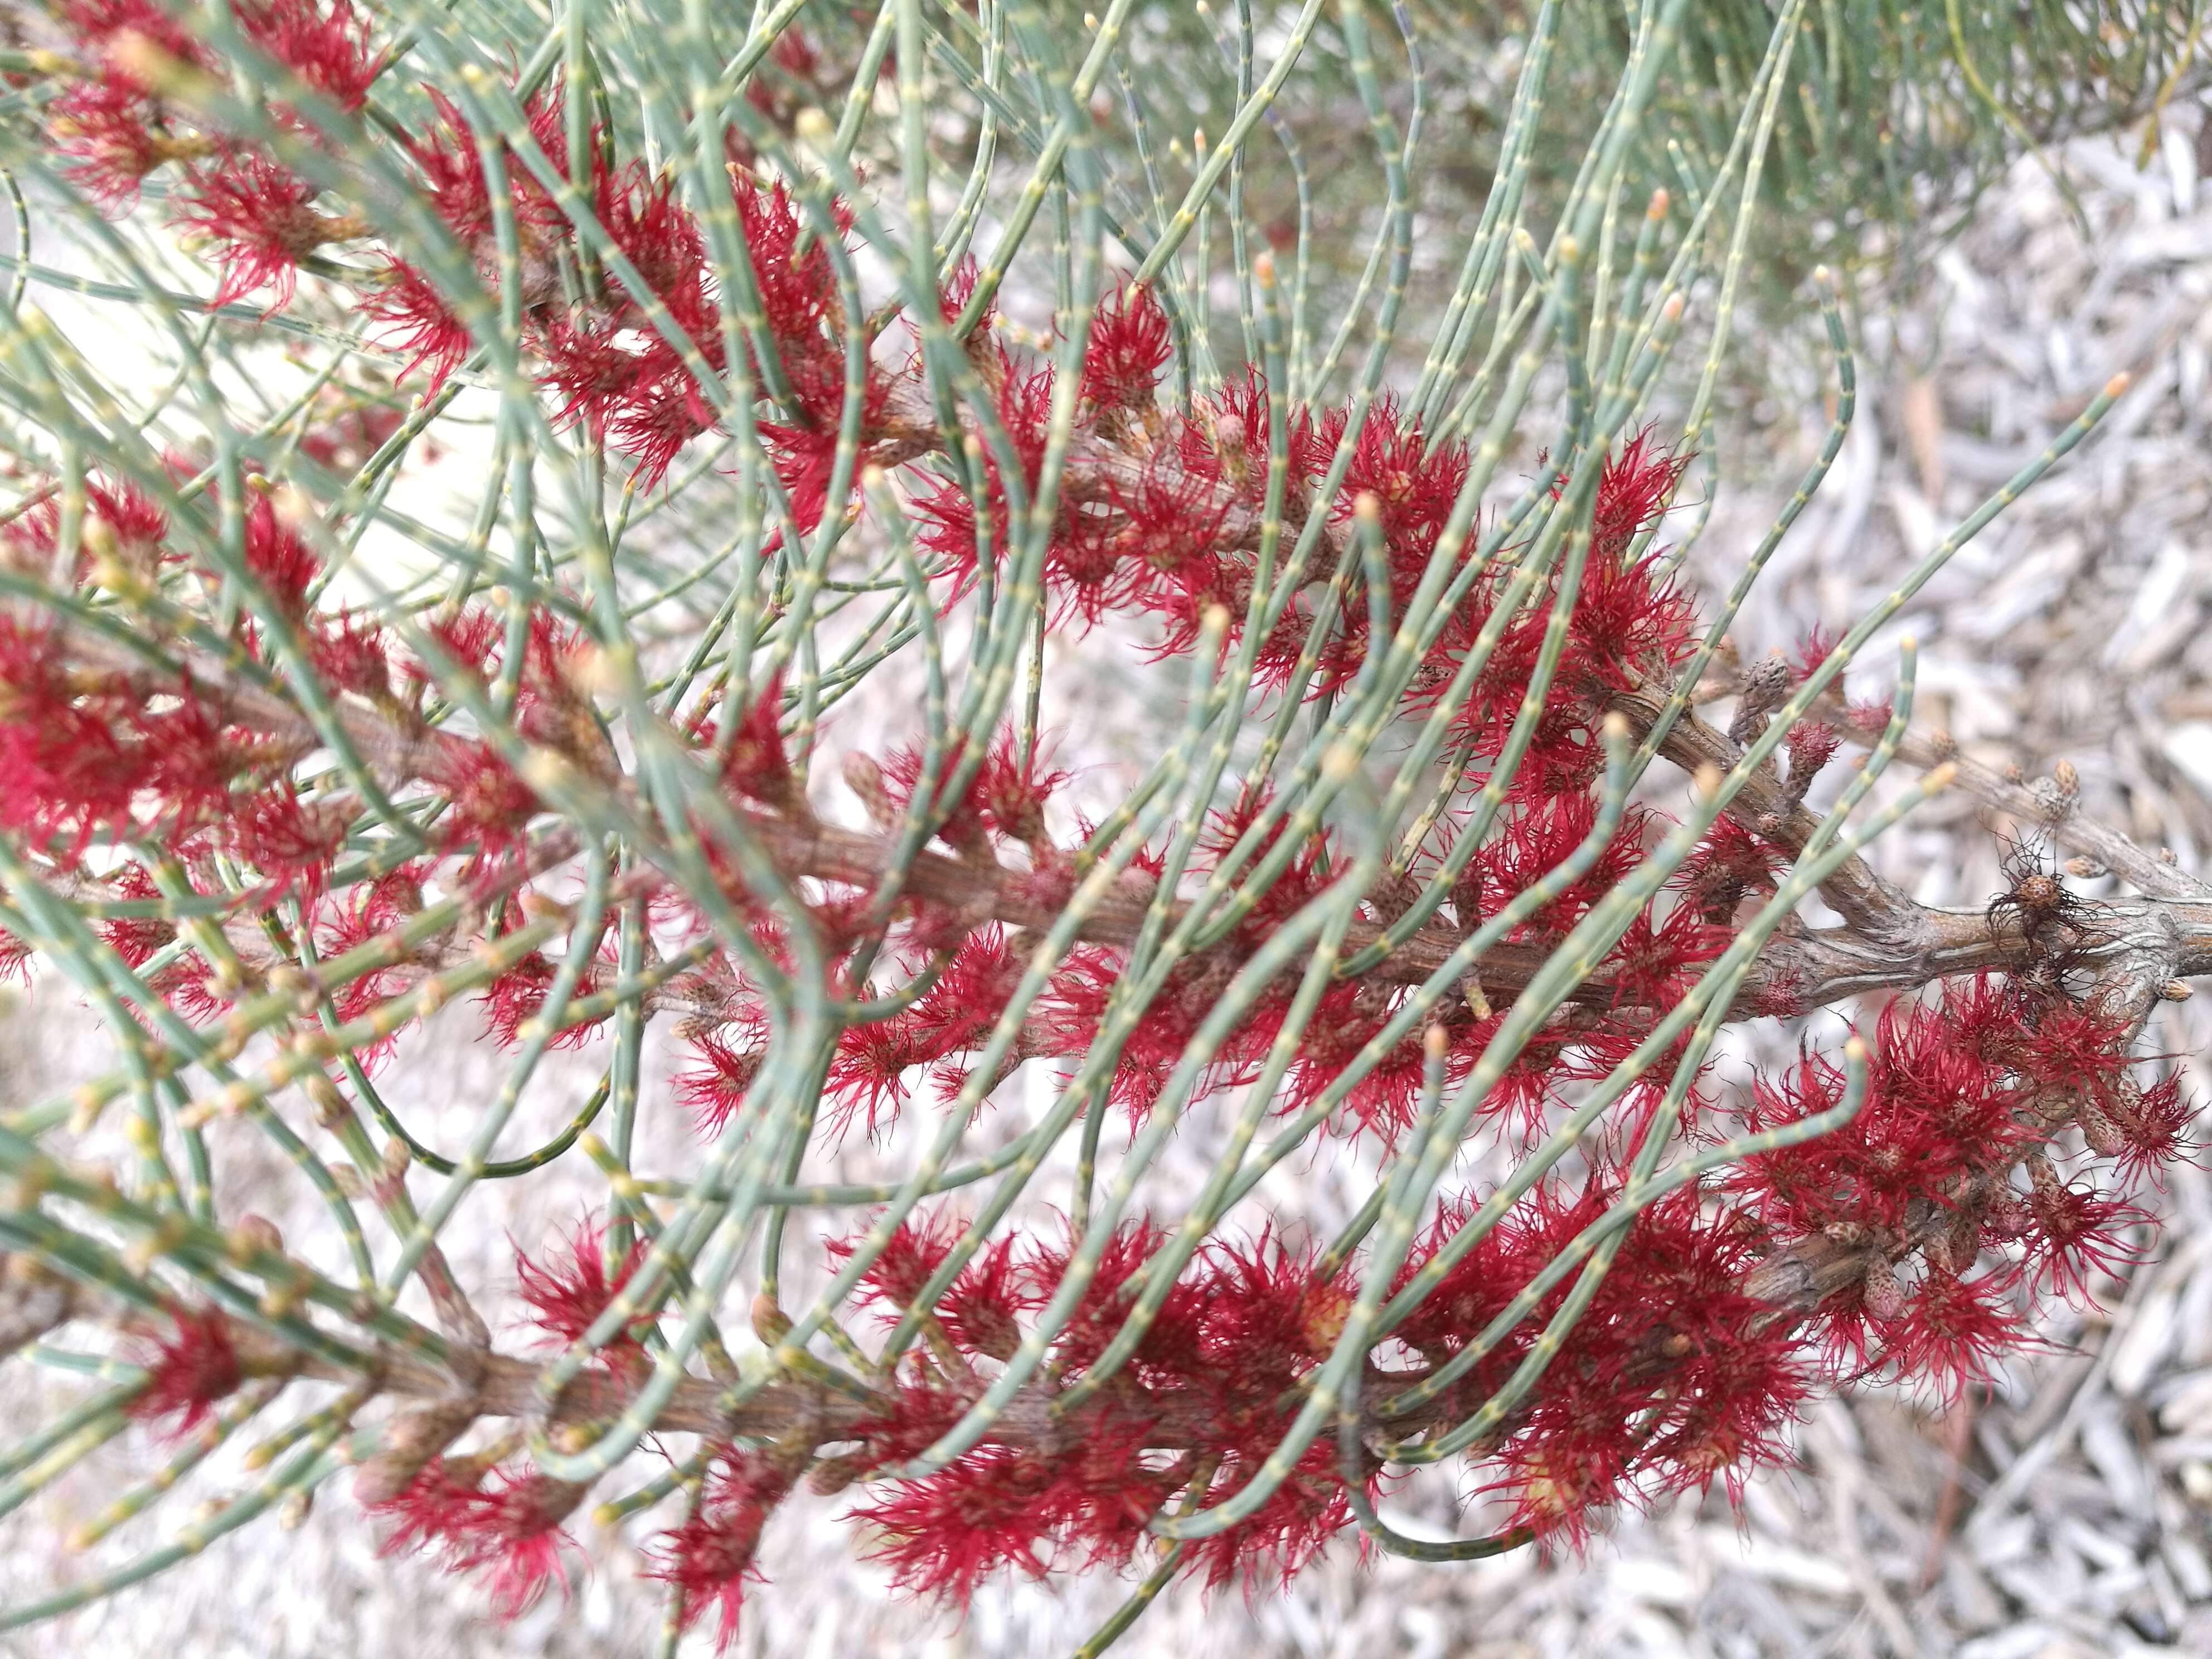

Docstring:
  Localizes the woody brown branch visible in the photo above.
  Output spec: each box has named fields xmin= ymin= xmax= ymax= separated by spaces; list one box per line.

xmin=31 ymin=614 xmax=2212 ymax=1056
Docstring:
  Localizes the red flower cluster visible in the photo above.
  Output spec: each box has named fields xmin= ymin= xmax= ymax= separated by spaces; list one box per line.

xmin=54 ymin=1 xmax=382 ymax=305
xmin=644 ymin=1449 xmax=797 ymax=1651
xmin=368 ymin=1458 xmax=586 ymax=1619
xmin=513 ymin=1217 xmax=645 ymax=1349
xmin=835 ymin=1214 xmax=1370 ymax=1599
xmin=1411 ymin=429 xmax=1700 ymax=793
xmin=1389 ymin=1183 xmax=1809 ymax=1539
xmin=127 ymin=1306 xmax=243 ymax=1438
xmin=1733 ymin=974 xmax=2180 ymax=1394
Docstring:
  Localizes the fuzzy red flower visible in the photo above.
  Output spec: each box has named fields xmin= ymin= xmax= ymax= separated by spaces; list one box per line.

xmin=387 ymin=1464 xmax=588 ymax=1621
xmin=675 ymin=1028 xmax=768 ymax=1138
xmin=1873 ymin=1266 xmax=2028 ymax=1400
xmin=172 ymin=153 xmax=355 ymax=310
xmin=235 ymin=0 xmax=384 ymax=114
xmin=513 ymin=1216 xmax=649 ymax=1358
xmin=365 ymin=256 xmax=473 ymax=389
xmin=1081 ymin=280 xmax=1172 ymax=409
xmin=0 ymin=921 xmax=31 ymax=983
xmin=128 ymin=1306 xmax=241 ymax=1438
xmin=644 ymin=1450 xmax=795 ymax=1650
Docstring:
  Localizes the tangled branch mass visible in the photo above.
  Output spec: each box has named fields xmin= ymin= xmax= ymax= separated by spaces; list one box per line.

xmin=1 ymin=0 xmax=2208 ymax=1650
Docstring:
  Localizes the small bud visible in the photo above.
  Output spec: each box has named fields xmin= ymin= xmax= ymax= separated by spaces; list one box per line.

xmin=1647 ymin=188 xmax=1670 ymax=220
xmin=518 ymin=888 xmax=571 ymax=923
xmin=278 ymin=1491 xmax=313 ymax=1531
xmin=2052 ymin=758 xmax=2079 ymax=795
xmin=259 ymin=1284 xmax=302 ymax=1321
xmin=229 ymin=1214 xmax=284 ymax=1261
xmin=1352 ymin=490 xmax=1381 ymax=526
xmin=842 ymin=752 xmax=892 ymax=827
xmin=2002 ymin=761 xmax=2026 ymax=784
xmin=1423 ymin=1024 xmax=1450 ymax=1061
xmin=518 ymin=746 xmax=575 ymax=797
xmin=809 ymin=1454 xmax=865 ymax=1496
xmin=265 ymin=962 xmax=318 ymax=1012
xmin=793 ymin=107 xmax=833 ymax=143
xmin=381 ymin=1138 xmax=413 ymax=1180
xmin=564 ymin=642 xmax=622 ymax=697
xmin=68 ymin=1084 xmax=106 ymax=1136
xmin=2064 ymin=856 xmax=2106 ymax=879
xmin=751 ymin=1293 xmax=792 ymax=1344
xmin=2161 ymin=847 xmax=2180 ymax=865
xmin=305 ymin=1070 xmax=349 ymax=1128
xmin=1862 ymin=1255 xmax=1905 ymax=1321
xmin=1253 ymin=250 xmax=1276 ymax=287
xmin=1929 ymin=727 xmax=1958 ymax=759
xmin=104 ymin=31 xmax=203 ymax=97
xmin=2164 ymin=981 xmax=2194 ymax=1001
xmin=2079 ymin=1101 xmax=2124 ymax=1157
